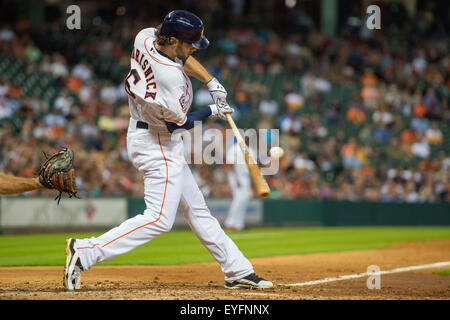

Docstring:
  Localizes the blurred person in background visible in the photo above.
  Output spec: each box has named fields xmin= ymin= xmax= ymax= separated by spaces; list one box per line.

xmin=224 ymin=137 xmax=251 ymax=231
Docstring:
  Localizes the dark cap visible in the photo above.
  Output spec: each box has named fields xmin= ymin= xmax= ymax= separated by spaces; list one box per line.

xmin=159 ymin=10 xmax=209 ymax=50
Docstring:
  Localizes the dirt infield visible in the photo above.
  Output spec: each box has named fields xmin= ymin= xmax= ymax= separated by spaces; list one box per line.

xmin=0 ymin=239 xmax=449 ymax=300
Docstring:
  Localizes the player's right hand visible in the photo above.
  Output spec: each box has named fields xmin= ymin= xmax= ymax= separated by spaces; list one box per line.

xmin=207 ymin=77 xmax=227 ymax=105
xmin=209 ymin=102 xmax=234 ymax=120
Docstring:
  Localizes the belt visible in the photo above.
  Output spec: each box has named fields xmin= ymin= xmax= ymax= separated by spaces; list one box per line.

xmin=136 ymin=121 xmax=149 ymax=129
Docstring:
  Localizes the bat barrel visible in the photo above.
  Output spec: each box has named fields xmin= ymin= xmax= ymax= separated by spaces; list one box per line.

xmin=226 ymin=114 xmax=270 ymax=199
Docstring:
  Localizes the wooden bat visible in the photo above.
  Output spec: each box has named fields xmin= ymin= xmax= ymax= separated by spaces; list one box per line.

xmin=225 ymin=113 xmax=270 ymax=198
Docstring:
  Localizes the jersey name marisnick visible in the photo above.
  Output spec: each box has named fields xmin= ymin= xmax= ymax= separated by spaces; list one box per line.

xmin=130 ymin=46 xmax=157 ymax=99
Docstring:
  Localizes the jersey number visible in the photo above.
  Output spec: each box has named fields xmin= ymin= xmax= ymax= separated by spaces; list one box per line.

xmin=125 ymin=68 xmax=157 ymax=100
xmin=124 ymin=69 xmax=141 ymax=99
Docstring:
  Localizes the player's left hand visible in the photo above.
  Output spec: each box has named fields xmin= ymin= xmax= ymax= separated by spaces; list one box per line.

xmin=206 ymin=77 xmax=227 ymax=105
xmin=209 ymin=101 xmax=234 ymax=120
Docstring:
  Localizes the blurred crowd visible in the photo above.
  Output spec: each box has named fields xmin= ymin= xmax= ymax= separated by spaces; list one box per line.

xmin=0 ymin=2 xmax=449 ymax=202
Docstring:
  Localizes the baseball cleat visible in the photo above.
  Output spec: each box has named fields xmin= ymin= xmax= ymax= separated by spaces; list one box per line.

xmin=224 ymin=273 xmax=273 ymax=289
xmin=64 ymin=238 xmax=84 ymax=291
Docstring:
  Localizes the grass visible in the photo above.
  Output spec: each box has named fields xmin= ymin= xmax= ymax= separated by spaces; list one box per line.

xmin=0 ymin=226 xmax=449 ymax=267
xmin=434 ymin=269 xmax=450 ymax=275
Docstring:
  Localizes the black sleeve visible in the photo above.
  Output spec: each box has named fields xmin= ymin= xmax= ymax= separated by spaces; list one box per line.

xmin=165 ymin=106 xmax=212 ymax=133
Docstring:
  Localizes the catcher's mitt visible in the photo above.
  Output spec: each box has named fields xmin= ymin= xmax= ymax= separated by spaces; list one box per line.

xmin=39 ymin=147 xmax=78 ymax=204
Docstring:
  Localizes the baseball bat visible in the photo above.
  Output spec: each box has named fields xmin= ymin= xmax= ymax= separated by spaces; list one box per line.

xmin=225 ymin=113 xmax=270 ymax=198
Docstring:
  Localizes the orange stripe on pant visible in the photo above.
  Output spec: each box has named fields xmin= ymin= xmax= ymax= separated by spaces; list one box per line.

xmin=78 ymin=133 xmax=169 ymax=250
xmin=77 ymin=244 xmax=99 ymax=250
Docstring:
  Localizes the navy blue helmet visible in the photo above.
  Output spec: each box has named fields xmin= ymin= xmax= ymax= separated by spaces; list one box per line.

xmin=159 ymin=10 xmax=209 ymax=50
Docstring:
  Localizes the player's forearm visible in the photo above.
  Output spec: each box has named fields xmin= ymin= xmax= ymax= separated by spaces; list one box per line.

xmin=166 ymin=106 xmax=212 ymax=133
xmin=185 ymin=106 xmax=213 ymax=123
xmin=0 ymin=173 xmax=46 ymax=195
xmin=183 ymin=56 xmax=213 ymax=84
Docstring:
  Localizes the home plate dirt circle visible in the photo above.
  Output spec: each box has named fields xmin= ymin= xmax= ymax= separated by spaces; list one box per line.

xmin=0 ymin=239 xmax=449 ymax=300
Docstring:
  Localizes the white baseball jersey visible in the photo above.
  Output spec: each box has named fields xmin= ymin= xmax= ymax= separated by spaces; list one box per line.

xmin=74 ymin=28 xmax=254 ymax=281
xmin=125 ymin=27 xmax=193 ymax=141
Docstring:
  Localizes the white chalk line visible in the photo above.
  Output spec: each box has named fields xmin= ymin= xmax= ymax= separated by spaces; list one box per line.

xmin=281 ymin=261 xmax=450 ymax=287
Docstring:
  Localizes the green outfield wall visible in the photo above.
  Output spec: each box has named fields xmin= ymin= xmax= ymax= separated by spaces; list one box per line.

xmin=263 ymin=199 xmax=450 ymax=226
xmin=127 ymin=198 xmax=450 ymax=227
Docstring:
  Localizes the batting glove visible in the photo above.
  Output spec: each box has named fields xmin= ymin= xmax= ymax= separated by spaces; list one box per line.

xmin=209 ymin=102 xmax=234 ymax=120
xmin=207 ymin=77 xmax=227 ymax=105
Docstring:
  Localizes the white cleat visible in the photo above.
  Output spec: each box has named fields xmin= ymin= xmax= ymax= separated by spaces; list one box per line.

xmin=224 ymin=273 xmax=274 ymax=289
xmin=64 ymin=238 xmax=83 ymax=291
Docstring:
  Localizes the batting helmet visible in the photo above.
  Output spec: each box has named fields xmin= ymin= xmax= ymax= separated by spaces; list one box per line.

xmin=159 ymin=10 xmax=209 ymax=50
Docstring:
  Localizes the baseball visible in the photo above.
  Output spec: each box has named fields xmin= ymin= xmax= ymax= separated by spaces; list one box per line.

xmin=269 ymin=146 xmax=285 ymax=159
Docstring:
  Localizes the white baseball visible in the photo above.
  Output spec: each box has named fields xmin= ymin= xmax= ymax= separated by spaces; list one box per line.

xmin=269 ymin=146 xmax=285 ymax=159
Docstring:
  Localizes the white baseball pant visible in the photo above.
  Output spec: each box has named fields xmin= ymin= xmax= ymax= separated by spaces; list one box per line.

xmin=75 ymin=120 xmax=254 ymax=281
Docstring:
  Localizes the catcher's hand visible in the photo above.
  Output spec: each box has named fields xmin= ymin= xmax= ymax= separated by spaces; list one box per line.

xmin=39 ymin=147 xmax=78 ymax=204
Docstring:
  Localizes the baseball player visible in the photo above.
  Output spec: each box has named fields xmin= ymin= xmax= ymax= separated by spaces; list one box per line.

xmin=224 ymin=138 xmax=252 ymax=231
xmin=64 ymin=10 xmax=272 ymax=291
